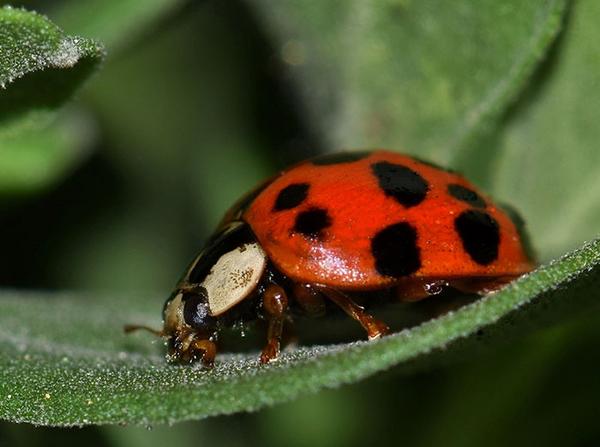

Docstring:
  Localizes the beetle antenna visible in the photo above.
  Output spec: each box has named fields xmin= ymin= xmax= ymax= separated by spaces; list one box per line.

xmin=124 ymin=324 xmax=164 ymax=337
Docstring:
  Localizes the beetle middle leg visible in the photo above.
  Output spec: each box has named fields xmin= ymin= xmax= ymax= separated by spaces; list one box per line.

xmin=292 ymin=283 xmax=326 ymax=317
xmin=317 ymin=287 xmax=389 ymax=339
xmin=260 ymin=283 xmax=289 ymax=364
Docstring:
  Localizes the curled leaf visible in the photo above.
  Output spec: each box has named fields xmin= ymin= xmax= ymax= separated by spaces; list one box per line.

xmin=0 ymin=6 xmax=104 ymax=193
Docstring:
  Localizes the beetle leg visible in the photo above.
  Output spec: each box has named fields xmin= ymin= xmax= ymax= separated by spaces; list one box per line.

xmin=395 ymin=278 xmax=449 ymax=302
xmin=260 ymin=283 xmax=289 ymax=364
xmin=450 ymin=277 xmax=516 ymax=295
xmin=292 ymin=282 xmax=326 ymax=317
xmin=318 ymin=287 xmax=389 ymax=340
xmin=168 ymin=331 xmax=217 ymax=366
xmin=190 ymin=338 xmax=217 ymax=367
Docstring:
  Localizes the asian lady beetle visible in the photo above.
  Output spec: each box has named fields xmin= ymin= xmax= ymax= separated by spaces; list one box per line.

xmin=126 ymin=150 xmax=534 ymax=365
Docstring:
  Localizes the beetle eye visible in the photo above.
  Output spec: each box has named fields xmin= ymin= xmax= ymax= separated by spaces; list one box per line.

xmin=182 ymin=290 xmax=216 ymax=330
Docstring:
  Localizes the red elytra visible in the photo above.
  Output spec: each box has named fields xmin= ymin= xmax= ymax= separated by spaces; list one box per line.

xmin=244 ymin=150 xmax=534 ymax=291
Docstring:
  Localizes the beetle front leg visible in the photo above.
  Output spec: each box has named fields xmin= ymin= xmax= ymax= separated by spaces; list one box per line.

xmin=260 ymin=283 xmax=289 ymax=364
xmin=171 ymin=331 xmax=218 ymax=366
xmin=318 ymin=287 xmax=389 ymax=340
xmin=190 ymin=338 xmax=217 ymax=367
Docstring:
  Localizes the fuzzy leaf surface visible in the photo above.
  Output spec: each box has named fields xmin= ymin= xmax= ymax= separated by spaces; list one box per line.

xmin=0 ymin=239 xmax=598 ymax=426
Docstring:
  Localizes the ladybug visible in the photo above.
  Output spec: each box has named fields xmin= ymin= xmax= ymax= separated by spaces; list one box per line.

xmin=126 ymin=150 xmax=534 ymax=366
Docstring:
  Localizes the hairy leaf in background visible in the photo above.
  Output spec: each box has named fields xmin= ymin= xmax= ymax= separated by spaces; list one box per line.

xmin=0 ymin=6 xmax=103 ymax=193
xmin=248 ymin=0 xmax=567 ymax=164
xmin=0 ymin=109 xmax=95 ymax=195
xmin=491 ymin=0 xmax=600 ymax=260
xmin=0 ymin=6 xmax=103 ymax=130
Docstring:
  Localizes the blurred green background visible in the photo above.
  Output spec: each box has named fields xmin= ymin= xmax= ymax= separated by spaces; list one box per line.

xmin=2 ymin=0 xmax=600 ymax=445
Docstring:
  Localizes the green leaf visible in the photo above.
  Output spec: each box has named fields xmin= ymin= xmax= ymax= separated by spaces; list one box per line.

xmin=248 ymin=0 xmax=568 ymax=164
xmin=51 ymin=0 xmax=185 ymax=51
xmin=0 ymin=5 xmax=104 ymax=131
xmin=0 ymin=108 xmax=95 ymax=195
xmin=0 ymin=6 xmax=104 ymax=193
xmin=489 ymin=0 xmax=600 ymax=260
xmin=1 ymin=238 xmax=598 ymax=426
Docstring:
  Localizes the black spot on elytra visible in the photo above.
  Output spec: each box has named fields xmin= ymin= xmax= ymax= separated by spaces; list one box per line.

xmin=448 ymin=183 xmax=486 ymax=208
xmin=371 ymin=161 xmax=429 ymax=207
xmin=273 ymin=183 xmax=310 ymax=211
xmin=454 ymin=210 xmax=500 ymax=265
xmin=371 ymin=222 xmax=421 ymax=278
xmin=293 ymin=208 xmax=331 ymax=239
xmin=311 ymin=151 xmax=372 ymax=166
